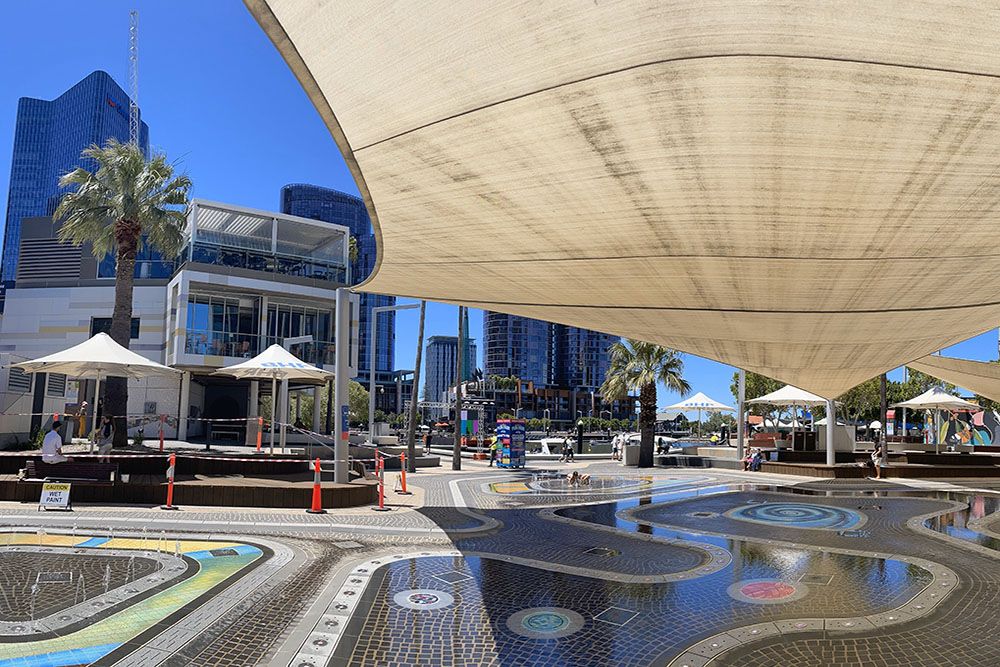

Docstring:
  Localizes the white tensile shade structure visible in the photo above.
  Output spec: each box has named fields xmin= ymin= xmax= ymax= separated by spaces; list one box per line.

xmin=893 ymin=387 xmax=980 ymax=454
xmin=663 ymin=392 xmax=734 ymax=437
xmin=248 ymin=2 xmax=1000 ymax=401
xmin=214 ymin=344 xmax=332 ymax=454
xmin=748 ymin=384 xmax=836 ymax=463
xmin=12 ymin=333 xmax=180 ymax=438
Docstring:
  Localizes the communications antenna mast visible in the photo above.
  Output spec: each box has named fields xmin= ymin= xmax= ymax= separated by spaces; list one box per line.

xmin=128 ymin=10 xmax=140 ymax=146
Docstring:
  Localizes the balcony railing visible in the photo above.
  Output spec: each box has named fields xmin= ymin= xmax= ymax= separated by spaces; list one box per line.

xmin=183 ymin=329 xmax=336 ymax=367
xmin=182 ymin=243 xmax=347 ymax=285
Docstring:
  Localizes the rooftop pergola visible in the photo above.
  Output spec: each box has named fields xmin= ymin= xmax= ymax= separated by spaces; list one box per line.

xmin=247 ymin=1 xmax=1000 ymax=399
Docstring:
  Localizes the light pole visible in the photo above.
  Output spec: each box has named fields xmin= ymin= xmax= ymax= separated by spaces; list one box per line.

xmin=600 ymin=409 xmax=612 ymax=437
xmin=368 ymin=303 xmax=419 ymax=445
xmin=543 ymin=408 xmax=550 ymax=437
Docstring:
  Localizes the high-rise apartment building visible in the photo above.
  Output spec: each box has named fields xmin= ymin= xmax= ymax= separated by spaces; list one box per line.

xmin=424 ymin=335 xmax=478 ymax=409
xmin=280 ymin=184 xmax=396 ymax=396
xmin=482 ymin=312 xmax=550 ymax=385
xmin=551 ymin=324 xmax=618 ymax=391
xmin=482 ymin=311 xmax=617 ymax=391
xmin=2 ymin=71 xmax=150 ymax=283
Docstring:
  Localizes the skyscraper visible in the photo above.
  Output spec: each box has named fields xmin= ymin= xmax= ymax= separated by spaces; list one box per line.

xmin=482 ymin=312 xmax=550 ymax=385
xmin=551 ymin=324 xmax=618 ymax=391
xmin=2 ymin=71 xmax=150 ymax=283
xmin=483 ymin=311 xmax=617 ymax=390
xmin=280 ymin=184 xmax=395 ymax=384
xmin=424 ymin=335 xmax=478 ymax=410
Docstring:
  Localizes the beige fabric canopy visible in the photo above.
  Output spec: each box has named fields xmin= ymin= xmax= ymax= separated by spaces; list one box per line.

xmin=908 ymin=355 xmax=1000 ymax=403
xmin=246 ymin=1 xmax=1000 ymax=398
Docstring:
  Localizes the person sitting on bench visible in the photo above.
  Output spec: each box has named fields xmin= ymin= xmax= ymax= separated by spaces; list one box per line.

xmin=42 ymin=421 xmax=70 ymax=464
xmin=96 ymin=416 xmax=114 ymax=463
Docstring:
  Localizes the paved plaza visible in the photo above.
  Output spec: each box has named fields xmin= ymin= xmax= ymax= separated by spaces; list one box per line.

xmin=0 ymin=462 xmax=998 ymax=665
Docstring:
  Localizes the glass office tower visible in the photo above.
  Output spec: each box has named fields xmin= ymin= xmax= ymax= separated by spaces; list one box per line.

xmin=280 ymin=184 xmax=396 ymax=381
xmin=2 ymin=71 xmax=149 ymax=283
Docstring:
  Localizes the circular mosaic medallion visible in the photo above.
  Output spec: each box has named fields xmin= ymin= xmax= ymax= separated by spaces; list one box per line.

xmin=507 ymin=607 xmax=585 ymax=639
xmin=727 ymin=579 xmax=808 ymax=605
xmin=725 ymin=502 xmax=865 ymax=530
xmin=392 ymin=588 xmax=455 ymax=611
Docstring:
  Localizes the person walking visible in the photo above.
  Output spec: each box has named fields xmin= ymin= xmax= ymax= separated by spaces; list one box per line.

xmin=563 ymin=436 xmax=576 ymax=463
xmin=96 ymin=415 xmax=115 ymax=463
xmin=489 ymin=436 xmax=500 ymax=467
xmin=41 ymin=421 xmax=70 ymax=464
xmin=871 ymin=439 xmax=886 ymax=480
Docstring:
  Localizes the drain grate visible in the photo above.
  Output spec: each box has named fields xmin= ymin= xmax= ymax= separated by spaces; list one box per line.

xmin=857 ymin=504 xmax=882 ymax=510
xmin=837 ymin=530 xmax=871 ymax=538
xmin=798 ymin=573 xmax=834 ymax=585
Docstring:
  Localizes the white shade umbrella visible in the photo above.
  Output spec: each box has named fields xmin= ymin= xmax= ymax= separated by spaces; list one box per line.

xmin=214 ymin=345 xmax=332 ymax=453
xmin=891 ymin=386 xmax=980 ymax=411
xmin=892 ymin=387 xmax=979 ymax=453
xmin=747 ymin=385 xmax=828 ymax=436
xmin=13 ymin=333 xmax=180 ymax=439
xmin=664 ymin=391 xmax=734 ymax=437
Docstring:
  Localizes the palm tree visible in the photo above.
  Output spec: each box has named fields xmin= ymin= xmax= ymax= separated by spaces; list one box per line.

xmin=600 ymin=339 xmax=690 ymax=467
xmin=54 ymin=139 xmax=191 ymax=447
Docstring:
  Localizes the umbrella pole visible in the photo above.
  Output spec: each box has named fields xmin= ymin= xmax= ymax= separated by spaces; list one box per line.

xmin=269 ymin=376 xmax=276 ymax=455
xmin=91 ymin=373 xmax=101 ymax=454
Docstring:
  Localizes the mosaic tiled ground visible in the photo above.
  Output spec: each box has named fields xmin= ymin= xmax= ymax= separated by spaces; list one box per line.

xmin=0 ymin=466 xmax=999 ymax=665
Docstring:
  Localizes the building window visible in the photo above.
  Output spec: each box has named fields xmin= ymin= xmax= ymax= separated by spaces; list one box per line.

xmin=7 ymin=368 xmax=31 ymax=393
xmin=91 ymin=317 xmax=140 ymax=339
xmin=47 ymin=373 xmax=66 ymax=397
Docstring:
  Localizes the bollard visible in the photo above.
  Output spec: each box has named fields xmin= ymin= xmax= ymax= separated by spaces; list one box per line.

xmin=397 ymin=452 xmax=412 ymax=495
xmin=161 ymin=453 xmax=178 ymax=510
xmin=256 ymin=417 xmax=263 ymax=453
xmin=306 ymin=457 xmax=325 ymax=514
xmin=372 ymin=454 xmax=391 ymax=511
xmin=159 ymin=415 xmax=165 ymax=453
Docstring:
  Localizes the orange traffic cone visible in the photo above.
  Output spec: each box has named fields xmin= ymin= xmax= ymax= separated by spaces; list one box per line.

xmin=307 ymin=457 xmax=325 ymax=514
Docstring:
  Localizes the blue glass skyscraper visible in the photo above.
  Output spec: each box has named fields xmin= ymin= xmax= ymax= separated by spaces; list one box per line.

xmin=280 ymin=184 xmax=395 ymax=382
xmin=483 ymin=311 xmax=617 ymax=391
xmin=2 ymin=71 xmax=149 ymax=283
xmin=483 ymin=311 xmax=551 ymax=386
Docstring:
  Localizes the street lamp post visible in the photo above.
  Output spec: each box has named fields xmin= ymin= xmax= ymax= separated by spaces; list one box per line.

xmin=543 ymin=408 xmax=550 ymax=436
xmin=368 ymin=303 xmax=419 ymax=446
xmin=600 ymin=409 xmax=612 ymax=437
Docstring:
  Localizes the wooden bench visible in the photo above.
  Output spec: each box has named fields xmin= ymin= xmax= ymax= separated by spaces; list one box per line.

xmin=23 ymin=460 xmax=117 ymax=485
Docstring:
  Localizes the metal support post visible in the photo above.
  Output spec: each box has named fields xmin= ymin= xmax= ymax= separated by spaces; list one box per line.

xmin=737 ymin=369 xmax=746 ymax=460
xmin=826 ymin=398 xmax=836 ymax=466
xmin=333 ymin=287 xmax=351 ymax=484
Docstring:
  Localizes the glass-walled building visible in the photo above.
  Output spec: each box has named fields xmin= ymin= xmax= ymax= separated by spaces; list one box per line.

xmin=167 ymin=199 xmax=350 ymax=370
xmin=280 ymin=184 xmax=396 ymax=400
xmin=2 ymin=70 xmax=149 ymax=284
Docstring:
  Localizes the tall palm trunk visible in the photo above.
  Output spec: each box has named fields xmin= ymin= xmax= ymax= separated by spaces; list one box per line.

xmin=405 ymin=301 xmax=426 ymax=473
xmin=638 ymin=381 xmax=656 ymax=467
xmin=106 ymin=218 xmax=140 ymax=448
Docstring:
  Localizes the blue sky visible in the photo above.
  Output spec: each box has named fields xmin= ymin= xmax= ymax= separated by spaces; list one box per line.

xmin=1 ymin=1 xmax=997 ymax=411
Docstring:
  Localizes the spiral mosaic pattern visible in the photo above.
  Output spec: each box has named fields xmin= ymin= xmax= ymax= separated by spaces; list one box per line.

xmin=726 ymin=502 xmax=865 ymax=530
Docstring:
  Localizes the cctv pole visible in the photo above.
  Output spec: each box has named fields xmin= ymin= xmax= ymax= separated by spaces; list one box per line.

xmin=453 ymin=306 xmax=464 ymax=471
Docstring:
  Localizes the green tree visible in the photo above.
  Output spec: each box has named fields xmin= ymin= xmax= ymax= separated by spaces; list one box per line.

xmin=54 ymin=139 xmax=191 ymax=446
xmin=730 ymin=371 xmax=785 ymax=424
xmin=601 ymin=340 xmax=690 ymax=467
xmin=837 ymin=377 xmax=881 ymax=424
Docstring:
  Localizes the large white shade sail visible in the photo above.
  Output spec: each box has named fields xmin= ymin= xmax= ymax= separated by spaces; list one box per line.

xmin=247 ymin=1 xmax=1000 ymax=398
xmin=11 ymin=333 xmax=179 ymax=380
xmin=908 ymin=356 xmax=1000 ymax=405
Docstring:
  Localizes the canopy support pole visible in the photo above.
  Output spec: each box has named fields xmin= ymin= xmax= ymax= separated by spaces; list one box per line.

xmin=269 ymin=376 xmax=277 ymax=455
xmin=826 ymin=399 xmax=836 ymax=466
xmin=736 ymin=370 xmax=745 ymax=460
xmin=177 ymin=372 xmax=189 ymax=442
xmin=333 ymin=288 xmax=351 ymax=484
xmin=91 ymin=373 xmax=102 ymax=454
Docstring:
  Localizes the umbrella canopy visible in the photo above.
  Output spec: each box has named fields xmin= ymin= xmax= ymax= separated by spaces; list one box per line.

xmin=11 ymin=333 xmax=179 ymax=379
xmin=814 ymin=416 xmax=849 ymax=426
xmin=663 ymin=392 xmax=735 ymax=412
xmin=213 ymin=344 xmax=332 ymax=382
xmin=746 ymin=385 xmax=828 ymax=407
xmin=892 ymin=386 xmax=980 ymax=411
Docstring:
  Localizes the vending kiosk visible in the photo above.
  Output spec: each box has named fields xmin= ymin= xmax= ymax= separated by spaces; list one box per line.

xmin=496 ymin=419 xmax=526 ymax=468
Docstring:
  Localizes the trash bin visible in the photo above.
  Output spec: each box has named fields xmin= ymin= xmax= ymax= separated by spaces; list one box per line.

xmin=624 ymin=444 xmax=641 ymax=466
